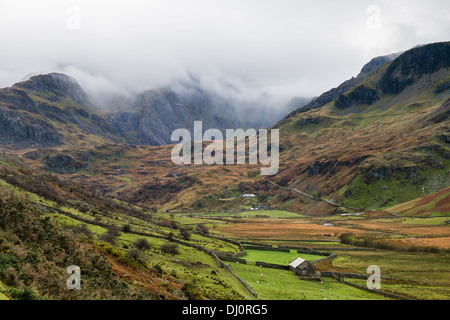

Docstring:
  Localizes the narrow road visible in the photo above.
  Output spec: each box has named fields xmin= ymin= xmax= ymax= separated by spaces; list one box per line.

xmin=267 ymin=180 xmax=400 ymax=216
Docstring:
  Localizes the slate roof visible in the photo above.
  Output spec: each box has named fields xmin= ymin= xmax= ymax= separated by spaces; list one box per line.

xmin=289 ymin=257 xmax=306 ymax=268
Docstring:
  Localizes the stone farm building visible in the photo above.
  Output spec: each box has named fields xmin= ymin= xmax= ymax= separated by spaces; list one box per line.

xmin=289 ymin=257 xmax=316 ymax=277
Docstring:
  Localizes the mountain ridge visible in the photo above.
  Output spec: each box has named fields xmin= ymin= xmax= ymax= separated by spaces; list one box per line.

xmin=0 ymin=41 xmax=448 ymax=215
xmin=0 ymin=73 xmax=302 ymax=148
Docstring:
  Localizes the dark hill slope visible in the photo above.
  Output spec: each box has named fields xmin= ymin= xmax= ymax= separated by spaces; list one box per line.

xmin=284 ymin=51 xmax=402 ymax=119
xmin=106 ymin=85 xmax=239 ymax=146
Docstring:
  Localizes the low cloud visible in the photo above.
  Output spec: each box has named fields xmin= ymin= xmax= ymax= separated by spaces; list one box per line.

xmin=0 ymin=0 xmax=448 ymax=106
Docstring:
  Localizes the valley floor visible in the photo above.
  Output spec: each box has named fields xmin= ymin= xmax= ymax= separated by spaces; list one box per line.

xmin=0 ymin=174 xmax=449 ymax=300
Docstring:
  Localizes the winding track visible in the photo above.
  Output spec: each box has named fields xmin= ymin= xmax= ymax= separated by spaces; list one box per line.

xmin=267 ymin=180 xmax=400 ymax=216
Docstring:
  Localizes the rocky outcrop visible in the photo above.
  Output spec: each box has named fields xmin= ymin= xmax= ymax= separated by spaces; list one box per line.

xmin=0 ymin=88 xmax=36 ymax=110
xmin=380 ymin=42 xmax=450 ymax=95
xmin=0 ymin=108 xmax=62 ymax=147
xmin=296 ymin=116 xmax=325 ymax=129
xmin=305 ymin=156 xmax=369 ymax=177
xmin=283 ymin=42 xmax=450 ymax=120
xmin=434 ymin=79 xmax=450 ymax=95
xmin=14 ymin=73 xmax=90 ymax=105
xmin=360 ymin=53 xmax=401 ymax=74
xmin=361 ymin=151 xmax=445 ymax=183
xmin=107 ymin=85 xmax=239 ymax=146
xmin=43 ymin=154 xmax=87 ymax=174
xmin=283 ymin=52 xmax=399 ymax=119
xmin=335 ymin=85 xmax=379 ymax=110
xmin=425 ymin=98 xmax=450 ymax=124
xmin=0 ymin=74 xmax=128 ymax=148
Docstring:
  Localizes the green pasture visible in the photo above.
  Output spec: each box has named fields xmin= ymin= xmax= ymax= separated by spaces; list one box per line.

xmin=244 ymin=249 xmax=326 ymax=265
xmin=231 ymin=263 xmax=387 ymax=300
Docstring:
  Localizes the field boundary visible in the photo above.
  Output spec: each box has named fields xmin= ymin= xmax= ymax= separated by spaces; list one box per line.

xmin=340 ymin=279 xmax=415 ymax=300
xmin=223 ymin=264 xmax=259 ymax=298
xmin=255 ymin=261 xmax=290 ymax=270
xmin=311 ymin=254 xmax=337 ymax=265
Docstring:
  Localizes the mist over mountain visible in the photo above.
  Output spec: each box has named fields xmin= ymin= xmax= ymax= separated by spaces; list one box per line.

xmin=0 ymin=71 xmax=310 ymax=148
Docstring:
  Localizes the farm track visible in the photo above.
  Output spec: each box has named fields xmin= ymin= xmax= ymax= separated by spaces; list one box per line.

xmin=268 ymin=180 xmax=401 ymax=216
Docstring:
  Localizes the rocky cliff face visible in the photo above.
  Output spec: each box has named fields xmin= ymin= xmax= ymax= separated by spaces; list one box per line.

xmin=380 ymin=42 xmax=450 ymax=95
xmin=335 ymin=85 xmax=380 ymax=110
xmin=0 ymin=71 xmax=302 ymax=148
xmin=0 ymin=108 xmax=62 ymax=147
xmin=0 ymin=73 xmax=124 ymax=148
xmin=107 ymin=85 xmax=240 ymax=145
xmin=268 ymin=41 xmax=450 ymax=213
xmin=284 ymin=51 xmax=402 ymax=119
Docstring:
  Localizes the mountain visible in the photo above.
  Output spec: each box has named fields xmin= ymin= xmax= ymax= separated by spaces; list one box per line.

xmin=106 ymin=83 xmax=240 ymax=146
xmin=0 ymin=42 xmax=448 ymax=214
xmin=10 ymin=41 xmax=445 ymax=215
xmin=0 ymin=73 xmax=122 ymax=148
xmin=14 ymin=73 xmax=90 ymax=106
xmin=91 ymin=41 xmax=450 ymax=214
xmin=1 ymin=42 xmax=449 ymax=302
xmin=265 ymin=41 xmax=450 ymax=214
xmin=105 ymin=78 xmax=305 ymax=146
xmin=285 ymin=51 xmax=402 ymax=117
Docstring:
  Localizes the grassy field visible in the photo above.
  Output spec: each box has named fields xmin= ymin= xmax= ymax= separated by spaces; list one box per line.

xmin=207 ymin=199 xmax=450 ymax=300
xmin=344 ymin=278 xmax=450 ymax=300
xmin=0 ymin=177 xmax=258 ymax=300
xmin=231 ymin=263 xmax=387 ymax=300
xmin=192 ymin=210 xmax=303 ymax=219
xmin=48 ymin=211 xmax=255 ymax=300
xmin=315 ymin=250 xmax=450 ymax=299
xmin=331 ymin=251 xmax=450 ymax=283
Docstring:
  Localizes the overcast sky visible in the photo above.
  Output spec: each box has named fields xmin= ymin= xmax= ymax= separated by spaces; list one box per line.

xmin=0 ymin=0 xmax=449 ymax=102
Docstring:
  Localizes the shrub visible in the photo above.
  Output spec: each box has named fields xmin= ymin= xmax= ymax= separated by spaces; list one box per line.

xmin=160 ymin=242 xmax=179 ymax=256
xmin=122 ymin=224 xmax=132 ymax=233
xmin=127 ymin=249 xmax=143 ymax=261
xmin=339 ymin=233 xmax=354 ymax=244
xmin=0 ymin=238 xmax=11 ymax=253
xmin=152 ymin=264 xmax=164 ymax=277
xmin=101 ymin=225 xmax=121 ymax=245
xmin=8 ymin=286 xmax=39 ymax=300
xmin=182 ymin=283 xmax=205 ymax=300
xmin=71 ymin=224 xmax=93 ymax=240
xmin=196 ymin=223 xmax=209 ymax=236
